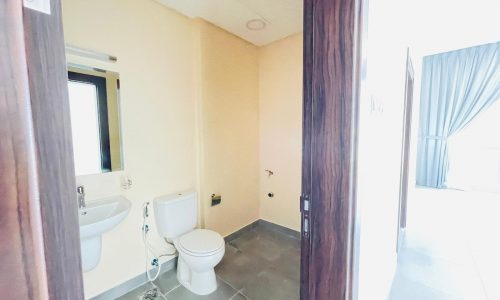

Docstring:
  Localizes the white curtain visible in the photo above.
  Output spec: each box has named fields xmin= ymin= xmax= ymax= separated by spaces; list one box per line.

xmin=416 ymin=42 xmax=500 ymax=188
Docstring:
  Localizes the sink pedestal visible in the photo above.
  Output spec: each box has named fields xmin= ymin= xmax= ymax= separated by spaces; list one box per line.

xmin=79 ymin=195 xmax=130 ymax=272
xmin=81 ymin=236 xmax=102 ymax=272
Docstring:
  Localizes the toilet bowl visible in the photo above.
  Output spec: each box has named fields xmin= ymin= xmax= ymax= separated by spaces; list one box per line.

xmin=153 ymin=191 xmax=225 ymax=295
xmin=174 ymin=229 xmax=225 ymax=294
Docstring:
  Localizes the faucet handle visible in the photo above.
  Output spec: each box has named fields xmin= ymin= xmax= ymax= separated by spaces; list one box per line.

xmin=77 ymin=185 xmax=85 ymax=195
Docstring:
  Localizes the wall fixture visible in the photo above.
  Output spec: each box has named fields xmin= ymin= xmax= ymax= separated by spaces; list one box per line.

xmin=211 ymin=194 xmax=222 ymax=206
xmin=246 ymin=19 xmax=267 ymax=31
xmin=65 ymin=44 xmax=118 ymax=62
xmin=120 ymin=175 xmax=132 ymax=190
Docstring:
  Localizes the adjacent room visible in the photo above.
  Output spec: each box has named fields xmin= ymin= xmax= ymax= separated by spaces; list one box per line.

xmin=391 ymin=43 xmax=500 ymax=300
xmin=354 ymin=0 xmax=500 ymax=299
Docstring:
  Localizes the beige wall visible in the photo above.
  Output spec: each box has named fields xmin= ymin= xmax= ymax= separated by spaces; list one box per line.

xmin=258 ymin=34 xmax=303 ymax=231
xmin=196 ymin=20 xmax=261 ymax=236
xmin=62 ymin=0 xmax=198 ymax=297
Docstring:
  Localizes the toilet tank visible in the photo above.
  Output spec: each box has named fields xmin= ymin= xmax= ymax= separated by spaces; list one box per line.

xmin=153 ymin=191 xmax=197 ymax=240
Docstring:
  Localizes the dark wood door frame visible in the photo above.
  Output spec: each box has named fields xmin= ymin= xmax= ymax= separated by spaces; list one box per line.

xmin=1 ymin=0 xmax=84 ymax=298
xmin=301 ymin=0 xmax=364 ymax=299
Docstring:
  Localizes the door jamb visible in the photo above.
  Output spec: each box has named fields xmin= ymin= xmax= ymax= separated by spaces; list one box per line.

xmin=0 ymin=0 xmax=85 ymax=298
xmin=300 ymin=0 xmax=365 ymax=299
xmin=396 ymin=49 xmax=415 ymax=252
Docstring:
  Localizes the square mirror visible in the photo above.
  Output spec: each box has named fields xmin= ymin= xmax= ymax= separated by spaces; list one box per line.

xmin=67 ymin=64 xmax=123 ymax=176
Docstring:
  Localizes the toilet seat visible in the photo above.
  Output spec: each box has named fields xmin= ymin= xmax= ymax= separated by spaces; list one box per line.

xmin=178 ymin=229 xmax=224 ymax=257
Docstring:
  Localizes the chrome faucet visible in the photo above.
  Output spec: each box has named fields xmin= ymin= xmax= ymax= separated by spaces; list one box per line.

xmin=77 ymin=185 xmax=86 ymax=209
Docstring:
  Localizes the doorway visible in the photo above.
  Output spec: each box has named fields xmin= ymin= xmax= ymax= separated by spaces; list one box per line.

xmin=2 ymin=0 xmax=364 ymax=299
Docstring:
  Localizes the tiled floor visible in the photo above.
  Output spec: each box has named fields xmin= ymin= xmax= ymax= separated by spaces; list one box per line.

xmin=388 ymin=188 xmax=500 ymax=300
xmin=117 ymin=223 xmax=300 ymax=300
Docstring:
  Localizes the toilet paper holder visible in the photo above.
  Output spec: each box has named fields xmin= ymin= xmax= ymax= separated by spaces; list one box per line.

xmin=211 ymin=194 xmax=222 ymax=206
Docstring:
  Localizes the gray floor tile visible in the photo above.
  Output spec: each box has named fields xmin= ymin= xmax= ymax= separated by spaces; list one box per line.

xmin=119 ymin=223 xmax=300 ymax=300
xmin=228 ymin=292 xmax=250 ymax=300
xmin=165 ymin=277 xmax=238 ymax=300
xmin=224 ymin=243 xmax=240 ymax=256
xmin=270 ymin=247 xmax=300 ymax=282
xmin=215 ymin=250 xmax=269 ymax=290
xmin=254 ymin=226 xmax=300 ymax=248
xmin=229 ymin=230 xmax=290 ymax=263
xmin=219 ymin=224 xmax=300 ymax=299
xmin=116 ymin=282 xmax=166 ymax=300
xmin=240 ymin=267 xmax=299 ymax=300
xmin=153 ymin=270 xmax=180 ymax=295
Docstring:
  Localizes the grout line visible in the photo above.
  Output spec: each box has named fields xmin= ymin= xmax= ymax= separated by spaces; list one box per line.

xmin=216 ymin=275 xmax=252 ymax=299
xmin=217 ymin=275 xmax=240 ymax=293
xmin=237 ymin=289 xmax=251 ymax=300
xmin=227 ymin=289 xmax=251 ymax=300
xmin=164 ymin=283 xmax=182 ymax=295
xmin=466 ymin=241 xmax=490 ymax=300
xmin=227 ymin=291 xmax=240 ymax=300
xmin=154 ymin=282 xmax=167 ymax=298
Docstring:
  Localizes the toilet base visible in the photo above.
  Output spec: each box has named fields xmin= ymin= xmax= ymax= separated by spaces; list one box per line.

xmin=177 ymin=255 xmax=217 ymax=295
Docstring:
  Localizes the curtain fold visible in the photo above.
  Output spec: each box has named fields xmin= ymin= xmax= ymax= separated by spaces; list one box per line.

xmin=416 ymin=42 xmax=500 ymax=188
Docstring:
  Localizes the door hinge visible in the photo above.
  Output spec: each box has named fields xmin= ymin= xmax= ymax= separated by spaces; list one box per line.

xmin=300 ymin=194 xmax=310 ymax=238
xmin=300 ymin=194 xmax=310 ymax=212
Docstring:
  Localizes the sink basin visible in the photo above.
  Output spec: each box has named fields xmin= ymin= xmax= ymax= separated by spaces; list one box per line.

xmin=79 ymin=195 xmax=131 ymax=239
xmin=79 ymin=195 xmax=131 ymax=272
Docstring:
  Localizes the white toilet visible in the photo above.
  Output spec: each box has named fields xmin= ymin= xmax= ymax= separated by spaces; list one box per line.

xmin=153 ymin=191 xmax=225 ymax=295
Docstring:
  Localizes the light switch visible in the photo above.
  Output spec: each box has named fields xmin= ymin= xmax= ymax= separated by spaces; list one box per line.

xmin=23 ymin=0 xmax=51 ymax=15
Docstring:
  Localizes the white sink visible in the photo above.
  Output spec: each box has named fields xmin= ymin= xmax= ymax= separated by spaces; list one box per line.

xmin=79 ymin=195 xmax=131 ymax=272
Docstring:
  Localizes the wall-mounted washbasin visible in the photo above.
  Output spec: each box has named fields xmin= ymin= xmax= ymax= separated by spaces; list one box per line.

xmin=79 ymin=195 xmax=131 ymax=272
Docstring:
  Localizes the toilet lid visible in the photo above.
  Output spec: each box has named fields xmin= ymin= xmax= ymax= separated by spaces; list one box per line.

xmin=179 ymin=229 xmax=224 ymax=255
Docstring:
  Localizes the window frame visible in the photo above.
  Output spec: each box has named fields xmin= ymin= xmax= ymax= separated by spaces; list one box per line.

xmin=68 ymin=71 xmax=112 ymax=172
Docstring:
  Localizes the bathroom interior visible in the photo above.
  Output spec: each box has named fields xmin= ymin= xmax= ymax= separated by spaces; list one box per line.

xmin=65 ymin=0 xmax=303 ymax=299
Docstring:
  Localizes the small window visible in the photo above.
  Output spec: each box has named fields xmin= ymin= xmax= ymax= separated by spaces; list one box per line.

xmin=68 ymin=71 xmax=112 ymax=175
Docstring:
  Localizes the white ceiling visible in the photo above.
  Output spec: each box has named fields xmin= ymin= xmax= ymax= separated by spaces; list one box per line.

xmin=156 ymin=0 xmax=303 ymax=46
xmin=156 ymin=0 xmax=499 ymax=52
xmin=407 ymin=0 xmax=500 ymax=56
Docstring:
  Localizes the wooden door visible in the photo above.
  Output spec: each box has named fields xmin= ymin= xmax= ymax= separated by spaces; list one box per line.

xmin=300 ymin=0 xmax=364 ymax=299
xmin=0 ymin=0 xmax=84 ymax=298
xmin=397 ymin=51 xmax=415 ymax=250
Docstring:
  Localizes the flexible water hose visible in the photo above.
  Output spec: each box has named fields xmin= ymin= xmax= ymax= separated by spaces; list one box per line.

xmin=142 ymin=202 xmax=176 ymax=282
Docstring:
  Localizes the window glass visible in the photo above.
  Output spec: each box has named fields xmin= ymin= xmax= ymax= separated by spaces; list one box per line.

xmin=448 ymin=100 xmax=500 ymax=191
xmin=68 ymin=80 xmax=102 ymax=176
